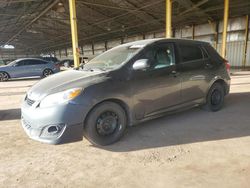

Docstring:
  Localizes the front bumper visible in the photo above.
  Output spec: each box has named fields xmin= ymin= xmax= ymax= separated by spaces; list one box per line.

xmin=21 ymin=100 xmax=90 ymax=144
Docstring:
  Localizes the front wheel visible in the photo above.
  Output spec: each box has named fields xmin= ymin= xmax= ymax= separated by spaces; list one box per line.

xmin=84 ymin=102 xmax=127 ymax=146
xmin=43 ymin=69 xmax=53 ymax=77
xmin=203 ymin=83 xmax=225 ymax=112
xmin=0 ymin=72 xmax=9 ymax=82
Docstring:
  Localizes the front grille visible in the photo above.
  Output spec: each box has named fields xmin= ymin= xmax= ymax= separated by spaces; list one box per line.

xmin=26 ymin=97 xmax=35 ymax=106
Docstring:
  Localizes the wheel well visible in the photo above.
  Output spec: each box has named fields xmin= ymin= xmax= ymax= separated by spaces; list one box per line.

xmin=0 ymin=71 xmax=10 ymax=78
xmin=43 ymin=68 xmax=53 ymax=75
xmin=213 ymin=79 xmax=228 ymax=95
xmin=84 ymin=99 xmax=131 ymax=128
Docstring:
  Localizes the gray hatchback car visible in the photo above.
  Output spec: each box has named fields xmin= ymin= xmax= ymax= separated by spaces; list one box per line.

xmin=21 ymin=39 xmax=230 ymax=146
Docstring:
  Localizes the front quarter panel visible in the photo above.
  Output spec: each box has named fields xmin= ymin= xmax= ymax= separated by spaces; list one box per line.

xmin=79 ymin=70 xmax=134 ymax=124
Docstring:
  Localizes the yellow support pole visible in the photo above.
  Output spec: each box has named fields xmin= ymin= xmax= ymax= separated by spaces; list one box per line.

xmin=221 ymin=0 xmax=229 ymax=58
xmin=166 ymin=0 xmax=172 ymax=38
xmin=69 ymin=0 xmax=80 ymax=67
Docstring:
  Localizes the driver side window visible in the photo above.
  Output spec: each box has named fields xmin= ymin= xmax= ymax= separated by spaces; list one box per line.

xmin=152 ymin=44 xmax=175 ymax=70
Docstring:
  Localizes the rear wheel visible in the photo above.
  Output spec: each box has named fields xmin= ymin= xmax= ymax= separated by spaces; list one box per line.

xmin=43 ymin=69 xmax=53 ymax=77
xmin=0 ymin=72 xmax=9 ymax=81
xmin=203 ymin=83 xmax=225 ymax=112
xmin=84 ymin=102 xmax=127 ymax=146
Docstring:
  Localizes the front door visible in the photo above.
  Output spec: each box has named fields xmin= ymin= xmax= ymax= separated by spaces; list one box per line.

xmin=9 ymin=60 xmax=27 ymax=78
xmin=131 ymin=43 xmax=181 ymax=119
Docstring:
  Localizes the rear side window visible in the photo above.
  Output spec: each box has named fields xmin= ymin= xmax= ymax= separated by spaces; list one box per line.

xmin=30 ymin=60 xmax=48 ymax=65
xmin=43 ymin=57 xmax=58 ymax=62
xmin=204 ymin=44 xmax=224 ymax=64
xmin=37 ymin=60 xmax=48 ymax=65
xmin=179 ymin=44 xmax=203 ymax=62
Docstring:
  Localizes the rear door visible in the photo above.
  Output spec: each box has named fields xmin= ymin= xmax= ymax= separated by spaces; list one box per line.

xmin=29 ymin=60 xmax=47 ymax=76
xmin=131 ymin=43 xmax=181 ymax=119
xmin=176 ymin=42 xmax=209 ymax=103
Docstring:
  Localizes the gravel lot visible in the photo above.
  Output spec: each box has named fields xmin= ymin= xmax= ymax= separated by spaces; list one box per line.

xmin=0 ymin=72 xmax=250 ymax=188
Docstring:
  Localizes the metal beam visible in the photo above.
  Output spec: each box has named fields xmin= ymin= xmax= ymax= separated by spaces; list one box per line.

xmin=166 ymin=0 xmax=172 ymax=38
xmin=221 ymin=0 xmax=229 ymax=58
xmin=35 ymin=0 xmax=165 ymax=50
xmin=192 ymin=24 xmax=195 ymax=40
xmin=204 ymin=2 xmax=250 ymax=12
xmin=78 ymin=1 xmax=139 ymax=12
xmin=124 ymin=0 xmax=163 ymax=26
xmin=179 ymin=0 xmax=209 ymax=17
xmin=69 ymin=0 xmax=80 ymax=67
xmin=77 ymin=3 xmax=120 ymax=33
xmin=0 ymin=0 xmax=41 ymax=4
xmin=214 ymin=22 xmax=219 ymax=50
xmin=4 ymin=0 xmax=60 ymax=45
xmin=40 ymin=18 xmax=165 ymax=51
xmin=242 ymin=15 xmax=249 ymax=68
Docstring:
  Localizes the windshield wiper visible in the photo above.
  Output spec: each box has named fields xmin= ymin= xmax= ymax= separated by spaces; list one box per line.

xmin=73 ymin=63 xmax=85 ymax=70
xmin=85 ymin=67 xmax=106 ymax=72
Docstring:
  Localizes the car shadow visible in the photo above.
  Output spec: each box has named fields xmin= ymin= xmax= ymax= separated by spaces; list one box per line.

xmin=99 ymin=92 xmax=250 ymax=152
xmin=0 ymin=108 xmax=21 ymax=121
xmin=0 ymin=92 xmax=26 ymax=96
xmin=0 ymin=85 xmax=33 ymax=89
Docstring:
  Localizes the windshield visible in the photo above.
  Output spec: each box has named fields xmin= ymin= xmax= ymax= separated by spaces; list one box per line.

xmin=83 ymin=45 xmax=142 ymax=71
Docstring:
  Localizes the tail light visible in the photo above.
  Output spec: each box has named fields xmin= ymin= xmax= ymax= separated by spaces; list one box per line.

xmin=224 ymin=59 xmax=230 ymax=73
xmin=55 ymin=63 xmax=61 ymax=69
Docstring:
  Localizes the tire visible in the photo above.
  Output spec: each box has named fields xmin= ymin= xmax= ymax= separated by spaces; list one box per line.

xmin=43 ymin=69 xmax=53 ymax=77
xmin=84 ymin=102 xmax=127 ymax=146
xmin=0 ymin=72 xmax=9 ymax=82
xmin=203 ymin=83 xmax=225 ymax=112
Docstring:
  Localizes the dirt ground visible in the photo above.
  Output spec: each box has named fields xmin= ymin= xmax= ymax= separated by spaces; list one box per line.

xmin=0 ymin=72 xmax=250 ymax=188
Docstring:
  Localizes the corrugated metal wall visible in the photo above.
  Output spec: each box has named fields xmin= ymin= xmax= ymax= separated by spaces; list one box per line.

xmin=217 ymin=41 xmax=245 ymax=67
xmin=246 ymin=41 xmax=250 ymax=67
xmin=53 ymin=16 xmax=250 ymax=68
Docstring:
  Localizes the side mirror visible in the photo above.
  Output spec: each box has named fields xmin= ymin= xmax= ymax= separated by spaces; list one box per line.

xmin=64 ymin=62 xmax=69 ymax=67
xmin=132 ymin=59 xmax=149 ymax=71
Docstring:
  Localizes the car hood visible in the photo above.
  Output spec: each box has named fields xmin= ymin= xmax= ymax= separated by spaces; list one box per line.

xmin=27 ymin=70 xmax=108 ymax=101
xmin=0 ymin=65 xmax=9 ymax=69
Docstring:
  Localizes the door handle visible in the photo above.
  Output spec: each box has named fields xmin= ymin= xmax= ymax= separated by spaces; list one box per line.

xmin=205 ymin=63 xmax=213 ymax=69
xmin=171 ymin=70 xmax=179 ymax=77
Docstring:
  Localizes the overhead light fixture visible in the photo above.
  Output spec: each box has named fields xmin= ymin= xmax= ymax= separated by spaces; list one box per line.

xmin=0 ymin=44 xmax=15 ymax=49
xmin=55 ymin=2 xmax=65 ymax=13
xmin=26 ymin=29 xmax=40 ymax=34
xmin=121 ymin=25 xmax=125 ymax=32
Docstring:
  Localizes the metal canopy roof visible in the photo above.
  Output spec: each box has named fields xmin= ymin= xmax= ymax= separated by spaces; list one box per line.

xmin=0 ymin=0 xmax=250 ymax=54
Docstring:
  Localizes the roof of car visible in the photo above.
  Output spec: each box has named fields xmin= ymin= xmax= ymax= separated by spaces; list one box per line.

xmin=16 ymin=58 xmax=50 ymax=62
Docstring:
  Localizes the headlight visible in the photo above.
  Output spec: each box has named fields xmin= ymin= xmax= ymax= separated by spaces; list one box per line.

xmin=39 ymin=88 xmax=82 ymax=108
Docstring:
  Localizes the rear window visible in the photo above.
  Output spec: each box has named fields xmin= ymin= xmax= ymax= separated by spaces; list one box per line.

xmin=204 ymin=44 xmax=224 ymax=64
xmin=179 ymin=44 xmax=203 ymax=62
